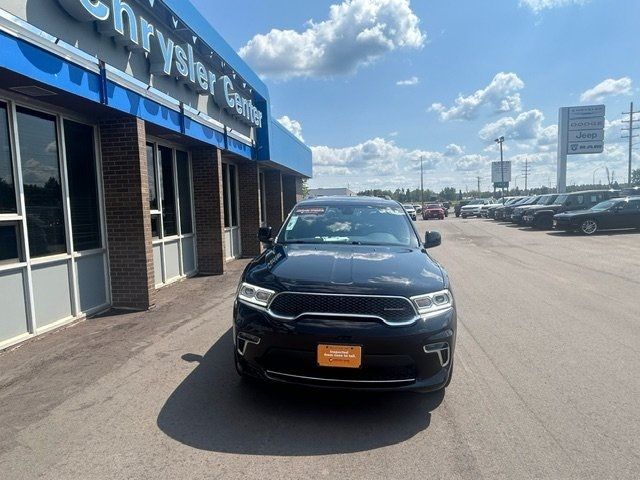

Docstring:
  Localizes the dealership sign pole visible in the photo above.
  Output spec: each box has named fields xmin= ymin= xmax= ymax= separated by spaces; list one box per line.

xmin=557 ymin=105 xmax=605 ymax=193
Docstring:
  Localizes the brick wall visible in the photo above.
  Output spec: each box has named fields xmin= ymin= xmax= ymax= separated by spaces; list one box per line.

xmin=99 ymin=117 xmax=155 ymax=310
xmin=283 ymin=175 xmax=303 ymax=215
xmin=236 ymin=161 xmax=261 ymax=258
xmin=264 ymin=170 xmax=284 ymax=231
xmin=191 ymin=147 xmax=225 ymax=275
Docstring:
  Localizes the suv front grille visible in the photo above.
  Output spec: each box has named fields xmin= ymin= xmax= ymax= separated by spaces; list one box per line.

xmin=268 ymin=293 xmax=417 ymax=324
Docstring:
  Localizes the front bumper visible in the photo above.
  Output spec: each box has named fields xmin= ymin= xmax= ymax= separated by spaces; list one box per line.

xmin=233 ymin=302 xmax=456 ymax=392
xmin=423 ymin=211 xmax=445 ymax=219
xmin=553 ymin=218 xmax=575 ymax=231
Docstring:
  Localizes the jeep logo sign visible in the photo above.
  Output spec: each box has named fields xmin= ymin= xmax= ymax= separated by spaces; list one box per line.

xmin=57 ymin=0 xmax=263 ymax=128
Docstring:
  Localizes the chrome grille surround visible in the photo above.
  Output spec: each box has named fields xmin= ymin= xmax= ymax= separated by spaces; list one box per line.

xmin=266 ymin=292 xmax=420 ymax=326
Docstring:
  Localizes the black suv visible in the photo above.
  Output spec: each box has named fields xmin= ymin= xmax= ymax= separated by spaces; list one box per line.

xmin=523 ymin=190 xmax=619 ymax=229
xmin=233 ymin=197 xmax=456 ymax=392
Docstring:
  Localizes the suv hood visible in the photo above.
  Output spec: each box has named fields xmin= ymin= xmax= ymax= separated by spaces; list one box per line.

xmin=555 ymin=208 xmax=595 ymax=218
xmin=245 ymin=244 xmax=446 ymax=297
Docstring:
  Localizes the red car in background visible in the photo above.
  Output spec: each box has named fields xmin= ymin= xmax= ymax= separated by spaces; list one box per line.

xmin=423 ymin=203 xmax=446 ymax=220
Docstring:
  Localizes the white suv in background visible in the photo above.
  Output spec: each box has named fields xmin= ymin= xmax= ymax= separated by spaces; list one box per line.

xmin=460 ymin=199 xmax=493 ymax=218
xmin=403 ymin=204 xmax=417 ymax=221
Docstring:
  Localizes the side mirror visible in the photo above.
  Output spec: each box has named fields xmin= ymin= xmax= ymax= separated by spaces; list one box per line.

xmin=424 ymin=231 xmax=442 ymax=248
xmin=258 ymin=226 xmax=273 ymax=244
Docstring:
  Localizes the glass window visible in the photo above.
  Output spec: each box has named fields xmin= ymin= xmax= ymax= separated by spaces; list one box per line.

xmin=147 ymin=143 xmax=158 ymax=211
xmin=159 ymin=146 xmax=177 ymax=236
xmin=0 ymin=103 xmax=16 ymax=214
xmin=0 ymin=224 xmax=20 ymax=264
xmin=623 ymin=200 xmax=640 ymax=211
xmin=151 ymin=214 xmax=161 ymax=239
xmin=222 ymin=163 xmax=230 ymax=228
xmin=64 ymin=120 xmax=101 ymax=251
xmin=176 ymin=151 xmax=193 ymax=234
xmin=280 ymin=204 xmax=418 ymax=247
xmin=18 ymin=107 xmax=66 ymax=258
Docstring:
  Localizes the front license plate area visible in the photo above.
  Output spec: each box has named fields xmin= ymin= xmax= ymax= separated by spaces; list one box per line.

xmin=317 ymin=344 xmax=362 ymax=368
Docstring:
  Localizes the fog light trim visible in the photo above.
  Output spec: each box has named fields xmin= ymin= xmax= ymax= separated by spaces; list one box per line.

xmin=424 ymin=342 xmax=450 ymax=367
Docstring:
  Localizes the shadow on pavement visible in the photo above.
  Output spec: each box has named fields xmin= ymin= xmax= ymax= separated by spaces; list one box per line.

xmin=547 ymin=228 xmax=640 ymax=237
xmin=157 ymin=329 xmax=444 ymax=456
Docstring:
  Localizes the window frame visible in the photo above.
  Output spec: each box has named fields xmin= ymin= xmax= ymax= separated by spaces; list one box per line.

xmin=146 ymin=138 xmax=197 ymax=286
xmin=0 ymin=101 xmax=18 ymax=216
xmin=0 ymin=92 xmax=110 ymax=338
xmin=223 ymin=161 xmax=240 ymax=229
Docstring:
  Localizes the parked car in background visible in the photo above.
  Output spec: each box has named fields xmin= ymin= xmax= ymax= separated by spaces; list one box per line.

xmin=494 ymin=196 xmax=530 ymax=220
xmin=480 ymin=197 xmax=509 ymax=218
xmin=523 ymin=190 xmax=620 ymax=229
xmin=423 ymin=203 xmax=446 ymax=220
xmin=454 ymin=200 xmax=471 ymax=217
xmin=504 ymin=196 xmax=541 ymax=222
xmin=460 ymin=199 xmax=493 ymax=218
xmin=486 ymin=197 xmax=521 ymax=218
xmin=439 ymin=203 xmax=450 ymax=217
xmin=403 ymin=204 xmax=417 ymax=221
xmin=554 ymin=197 xmax=640 ymax=234
xmin=512 ymin=194 xmax=558 ymax=224
xmin=413 ymin=204 xmax=423 ymax=215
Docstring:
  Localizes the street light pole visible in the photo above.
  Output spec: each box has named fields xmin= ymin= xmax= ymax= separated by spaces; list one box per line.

xmin=495 ymin=136 xmax=505 ymax=197
xmin=420 ymin=155 xmax=424 ymax=207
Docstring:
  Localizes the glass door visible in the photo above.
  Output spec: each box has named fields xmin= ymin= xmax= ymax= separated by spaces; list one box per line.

xmin=222 ymin=162 xmax=241 ymax=259
xmin=147 ymin=141 xmax=196 ymax=287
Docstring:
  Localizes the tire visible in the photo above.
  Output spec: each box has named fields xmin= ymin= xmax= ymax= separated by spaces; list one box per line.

xmin=455 ymin=213 xmax=460 ymax=218
xmin=580 ymin=218 xmax=598 ymax=235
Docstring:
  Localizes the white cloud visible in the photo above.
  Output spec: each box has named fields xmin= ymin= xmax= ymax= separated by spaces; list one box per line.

xmin=311 ymin=138 xmax=445 ymax=190
xmin=520 ymin=0 xmax=590 ymax=13
xmin=580 ymin=77 xmax=632 ymax=103
xmin=277 ymin=115 xmax=304 ymax=142
xmin=388 ymin=131 xmax=399 ymax=137
xmin=430 ymin=72 xmax=525 ymax=121
xmin=444 ymin=143 xmax=465 ymax=157
xmin=479 ymin=109 xmax=544 ymax=141
xmin=396 ymin=76 xmax=419 ymax=86
xmin=454 ymin=154 xmax=490 ymax=172
xmin=239 ymin=0 xmax=425 ymax=79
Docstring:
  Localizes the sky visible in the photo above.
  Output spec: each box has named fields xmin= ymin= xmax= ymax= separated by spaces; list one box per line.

xmin=190 ymin=0 xmax=640 ymax=193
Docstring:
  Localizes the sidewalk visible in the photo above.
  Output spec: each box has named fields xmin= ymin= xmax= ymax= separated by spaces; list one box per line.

xmin=0 ymin=260 xmax=249 ymax=458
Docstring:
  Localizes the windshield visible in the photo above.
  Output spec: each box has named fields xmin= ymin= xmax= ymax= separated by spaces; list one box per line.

xmin=539 ymin=195 xmax=558 ymax=206
xmin=426 ymin=204 xmax=440 ymax=208
xmin=402 ymin=204 xmax=415 ymax=210
xmin=555 ymin=195 xmax=569 ymax=204
xmin=279 ymin=204 xmax=418 ymax=247
xmin=467 ymin=199 xmax=484 ymax=205
xmin=522 ymin=196 xmax=541 ymax=205
xmin=591 ymin=200 xmax=620 ymax=211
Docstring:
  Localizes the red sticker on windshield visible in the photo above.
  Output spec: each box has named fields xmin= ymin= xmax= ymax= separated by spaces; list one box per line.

xmin=296 ymin=207 xmax=326 ymax=215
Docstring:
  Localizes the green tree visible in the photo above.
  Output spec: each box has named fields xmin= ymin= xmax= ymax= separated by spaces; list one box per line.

xmin=632 ymin=168 xmax=640 ymax=186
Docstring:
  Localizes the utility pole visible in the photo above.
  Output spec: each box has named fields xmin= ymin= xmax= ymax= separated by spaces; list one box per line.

xmin=622 ymin=101 xmax=639 ymax=187
xmin=420 ymin=155 xmax=424 ymax=207
xmin=476 ymin=176 xmax=481 ymax=194
xmin=495 ymin=136 xmax=506 ymax=197
xmin=521 ymin=158 xmax=531 ymax=194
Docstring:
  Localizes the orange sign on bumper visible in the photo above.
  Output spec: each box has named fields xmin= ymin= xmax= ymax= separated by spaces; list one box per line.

xmin=317 ymin=344 xmax=362 ymax=368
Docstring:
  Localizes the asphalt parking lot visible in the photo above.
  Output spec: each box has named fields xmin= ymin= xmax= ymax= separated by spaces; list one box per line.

xmin=0 ymin=217 xmax=638 ymax=479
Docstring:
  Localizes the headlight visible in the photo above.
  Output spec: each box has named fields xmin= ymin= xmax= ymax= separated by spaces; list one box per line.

xmin=237 ymin=282 xmax=276 ymax=308
xmin=411 ymin=289 xmax=454 ymax=319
